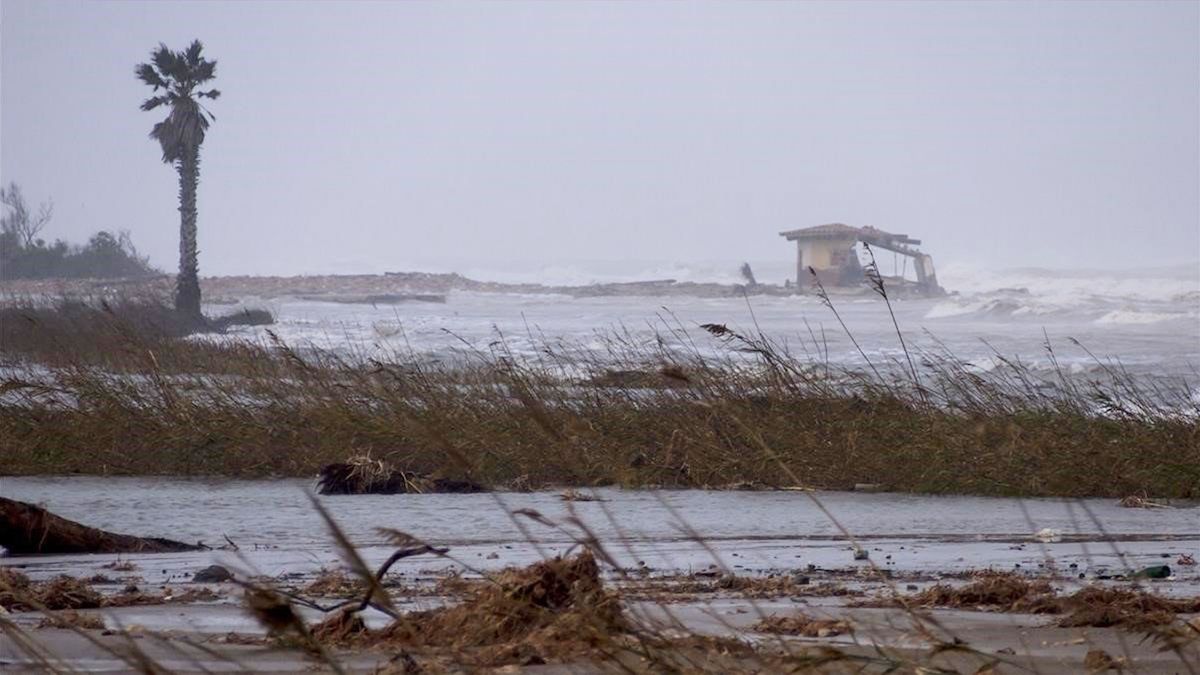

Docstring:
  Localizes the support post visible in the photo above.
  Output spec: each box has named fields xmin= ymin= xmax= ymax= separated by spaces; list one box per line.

xmin=796 ymin=240 xmax=804 ymax=288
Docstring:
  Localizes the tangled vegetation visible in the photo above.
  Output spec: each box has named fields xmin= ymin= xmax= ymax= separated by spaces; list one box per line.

xmin=866 ymin=570 xmax=1200 ymax=632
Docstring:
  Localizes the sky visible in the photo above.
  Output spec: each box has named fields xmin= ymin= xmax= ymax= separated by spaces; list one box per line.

xmin=2 ymin=0 xmax=1197 ymax=278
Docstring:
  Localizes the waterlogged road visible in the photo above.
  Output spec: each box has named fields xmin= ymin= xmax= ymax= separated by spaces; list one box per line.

xmin=2 ymin=477 xmax=1197 ymax=589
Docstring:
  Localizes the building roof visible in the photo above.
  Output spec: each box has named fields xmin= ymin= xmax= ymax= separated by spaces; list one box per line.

xmin=778 ymin=223 xmax=862 ymax=240
xmin=779 ymin=223 xmax=921 ymax=246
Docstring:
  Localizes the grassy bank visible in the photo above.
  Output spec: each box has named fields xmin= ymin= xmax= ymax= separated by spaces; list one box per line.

xmin=1 ymin=298 xmax=1197 ymax=497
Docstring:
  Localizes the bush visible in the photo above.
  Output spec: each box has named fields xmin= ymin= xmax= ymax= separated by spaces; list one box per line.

xmin=0 ymin=230 xmax=159 ymax=280
xmin=1 ymin=181 xmax=158 ymax=280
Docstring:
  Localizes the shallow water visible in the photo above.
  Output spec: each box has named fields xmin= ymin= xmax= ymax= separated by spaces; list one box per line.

xmin=3 ymin=478 xmax=1197 ymax=589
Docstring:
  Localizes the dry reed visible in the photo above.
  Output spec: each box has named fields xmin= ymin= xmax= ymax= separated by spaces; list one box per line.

xmin=3 ymin=296 xmax=1196 ymax=498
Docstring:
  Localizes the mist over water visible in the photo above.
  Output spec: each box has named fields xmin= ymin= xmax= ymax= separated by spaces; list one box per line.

xmin=4 ymin=1 xmax=1198 ymax=276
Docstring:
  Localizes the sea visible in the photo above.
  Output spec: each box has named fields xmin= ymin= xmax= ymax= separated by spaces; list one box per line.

xmin=210 ymin=260 xmax=1200 ymax=382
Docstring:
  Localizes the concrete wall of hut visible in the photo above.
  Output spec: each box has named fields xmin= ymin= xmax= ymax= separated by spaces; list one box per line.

xmin=798 ymin=238 xmax=857 ymax=272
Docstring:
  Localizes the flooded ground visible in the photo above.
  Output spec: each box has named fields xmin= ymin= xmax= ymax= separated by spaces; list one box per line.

xmin=3 ymin=478 xmax=1197 ymax=588
xmin=3 ymin=478 xmax=1198 ymax=672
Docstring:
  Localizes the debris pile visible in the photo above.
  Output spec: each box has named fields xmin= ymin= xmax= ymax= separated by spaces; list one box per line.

xmin=902 ymin=572 xmax=1056 ymax=612
xmin=1 ymin=570 xmax=222 ymax=613
xmin=1056 ymin=586 xmax=1200 ymax=632
xmin=0 ymin=573 xmax=103 ymax=611
xmin=303 ymin=551 xmax=627 ymax=666
xmin=872 ymin=571 xmax=1200 ymax=631
xmin=303 ymin=568 xmax=370 ymax=599
xmin=753 ymin=613 xmax=852 ymax=637
xmin=317 ymin=457 xmax=486 ymax=495
xmin=35 ymin=610 xmax=106 ymax=630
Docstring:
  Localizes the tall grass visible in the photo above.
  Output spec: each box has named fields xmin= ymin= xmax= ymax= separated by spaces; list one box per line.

xmin=1 ymin=297 xmax=1196 ymax=497
xmin=0 ymin=297 xmax=271 ymax=372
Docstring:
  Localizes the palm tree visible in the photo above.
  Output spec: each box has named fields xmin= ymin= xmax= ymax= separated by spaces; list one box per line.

xmin=136 ymin=40 xmax=219 ymax=318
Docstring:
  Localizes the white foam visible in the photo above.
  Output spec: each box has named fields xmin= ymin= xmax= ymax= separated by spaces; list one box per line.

xmin=938 ymin=262 xmax=1199 ymax=305
xmin=925 ymin=300 xmax=987 ymax=319
xmin=923 ymin=295 xmax=1039 ymax=319
xmin=1095 ymin=309 xmax=1190 ymax=325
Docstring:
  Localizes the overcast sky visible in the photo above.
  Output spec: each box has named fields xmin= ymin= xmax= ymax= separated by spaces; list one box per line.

xmin=2 ymin=0 xmax=1197 ymax=277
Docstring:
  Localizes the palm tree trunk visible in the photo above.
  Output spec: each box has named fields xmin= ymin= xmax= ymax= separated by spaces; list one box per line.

xmin=175 ymin=147 xmax=202 ymax=318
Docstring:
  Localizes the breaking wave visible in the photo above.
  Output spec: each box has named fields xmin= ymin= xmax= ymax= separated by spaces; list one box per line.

xmin=1094 ymin=309 xmax=1193 ymax=325
xmin=925 ymin=297 xmax=1030 ymax=319
xmin=927 ymin=262 xmax=1198 ymax=321
xmin=937 ymin=262 xmax=1198 ymax=303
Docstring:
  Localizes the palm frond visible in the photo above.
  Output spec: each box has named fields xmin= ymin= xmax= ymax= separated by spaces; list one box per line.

xmin=183 ymin=99 xmax=211 ymax=134
xmin=150 ymin=44 xmax=176 ymax=76
xmin=150 ymin=120 xmax=182 ymax=163
xmin=196 ymin=89 xmax=220 ymax=100
xmin=184 ymin=40 xmax=204 ymax=67
xmin=154 ymin=99 xmax=211 ymax=161
xmin=140 ymin=96 xmax=170 ymax=112
xmin=135 ymin=63 xmax=166 ymax=90
xmin=193 ymin=60 xmax=217 ymax=84
xmin=153 ymin=43 xmax=190 ymax=83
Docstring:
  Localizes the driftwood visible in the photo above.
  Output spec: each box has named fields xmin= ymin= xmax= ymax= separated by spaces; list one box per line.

xmin=291 ymin=544 xmax=449 ymax=616
xmin=317 ymin=463 xmax=486 ymax=495
xmin=0 ymin=497 xmax=203 ymax=555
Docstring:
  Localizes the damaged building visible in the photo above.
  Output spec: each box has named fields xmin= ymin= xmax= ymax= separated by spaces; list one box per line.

xmin=779 ymin=223 xmax=943 ymax=295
